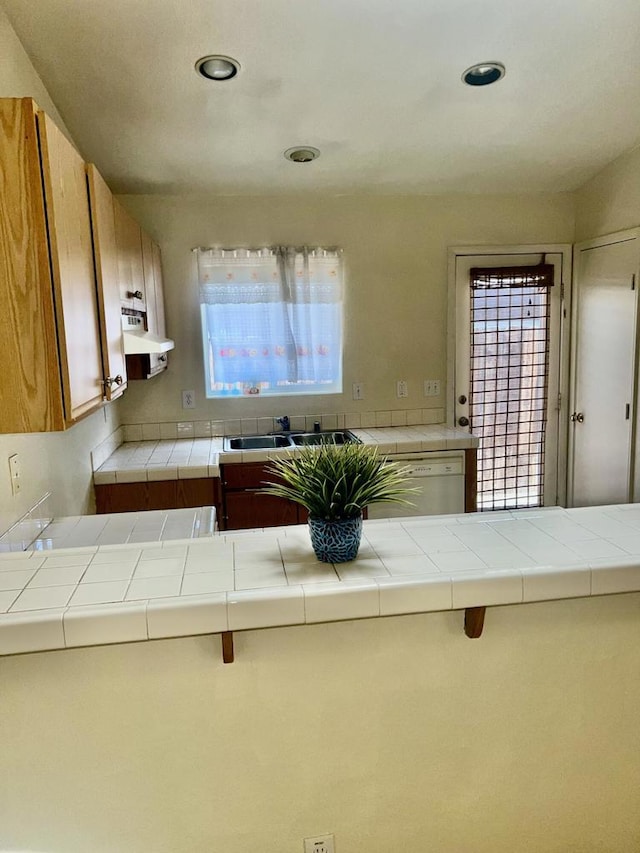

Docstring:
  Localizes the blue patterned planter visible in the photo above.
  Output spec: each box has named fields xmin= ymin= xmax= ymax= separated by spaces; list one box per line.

xmin=308 ymin=514 xmax=363 ymax=563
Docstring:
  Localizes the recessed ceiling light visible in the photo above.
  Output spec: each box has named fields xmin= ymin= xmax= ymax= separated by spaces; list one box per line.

xmin=195 ymin=55 xmax=240 ymax=81
xmin=462 ymin=62 xmax=505 ymax=86
xmin=284 ymin=146 xmax=321 ymax=163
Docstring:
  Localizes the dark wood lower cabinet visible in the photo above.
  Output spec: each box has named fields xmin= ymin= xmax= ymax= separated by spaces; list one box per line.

xmin=95 ymin=477 xmax=221 ymax=515
xmin=221 ymin=462 xmax=302 ymax=530
xmin=224 ymin=491 xmax=299 ymax=530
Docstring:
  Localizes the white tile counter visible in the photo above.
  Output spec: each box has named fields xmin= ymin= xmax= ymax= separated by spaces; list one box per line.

xmin=93 ymin=425 xmax=478 ymax=484
xmin=27 ymin=507 xmax=217 ymax=550
xmin=2 ymin=502 xmax=640 ymax=658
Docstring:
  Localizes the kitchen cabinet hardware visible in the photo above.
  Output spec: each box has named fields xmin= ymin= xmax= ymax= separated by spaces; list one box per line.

xmin=464 ymin=606 xmax=486 ymax=638
xmin=570 ymin=412 xmax=584 ymax=423
xmin=104 ymin=375 xmax=123 ymax=388
xmin=458 ymin=416 xmax=470 ymax=427
xmin=458 ymin=394 xmax=467 ymax=404
xmin=127 ymin=290 xmax=143 ymax=299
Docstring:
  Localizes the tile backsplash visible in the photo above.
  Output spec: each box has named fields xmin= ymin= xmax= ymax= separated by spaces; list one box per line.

xmin=90 ymin=426 xmax=124 ymax=470
xmin=122 ymin=408 xmax=445 ymax=443
xmin=0 ymin=493 xmax=53 ymax=551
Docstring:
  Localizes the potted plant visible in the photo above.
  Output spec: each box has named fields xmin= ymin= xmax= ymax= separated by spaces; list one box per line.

xmin=262 ymin=443 xmax=415 ymax=562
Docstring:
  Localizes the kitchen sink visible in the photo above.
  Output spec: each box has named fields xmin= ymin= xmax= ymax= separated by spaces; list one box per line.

xmin=290 ymin=430 xmax=359 ymax=446
xmin=224 ymin=434 xmax=293 ymax=451
xmin=223 ymin=429 xmax=359 ymax=451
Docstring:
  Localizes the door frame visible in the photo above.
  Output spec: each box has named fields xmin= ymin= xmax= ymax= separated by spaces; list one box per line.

xmin=567 ymin=228 xmax=640 ymax=507
xmin=447 ymin=244 xmax=573 ymax=507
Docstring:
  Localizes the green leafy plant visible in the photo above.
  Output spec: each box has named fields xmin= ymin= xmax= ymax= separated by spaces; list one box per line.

xmin=262 ymin=442 xmax=416 ymax=521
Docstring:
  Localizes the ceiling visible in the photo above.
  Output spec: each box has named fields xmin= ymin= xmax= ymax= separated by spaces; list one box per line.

xmin=3 ymin=0 xmax=640 ymax=195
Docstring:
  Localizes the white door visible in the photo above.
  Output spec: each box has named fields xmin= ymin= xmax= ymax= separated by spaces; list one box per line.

xmin=568 ymin=231 xmax=640 ymax=507
xmin=452 ymin=249 xmax=569 ymax=510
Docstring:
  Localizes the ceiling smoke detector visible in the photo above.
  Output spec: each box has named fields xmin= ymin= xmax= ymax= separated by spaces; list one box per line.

xmin=462 ymin=62 xmax=505 ymax=86
xmin=195 ymin=55 xmax=240 ymax=81
xmin=284 ymin=146 xmax=321 ymax=163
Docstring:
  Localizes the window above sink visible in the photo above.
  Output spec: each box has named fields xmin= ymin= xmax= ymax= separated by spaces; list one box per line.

xmin=196 ymin=246 xmax=343 ymax=399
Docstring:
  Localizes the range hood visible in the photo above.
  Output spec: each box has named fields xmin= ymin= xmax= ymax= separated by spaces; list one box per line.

xmin=123 ymin=329 xmax=175 ymax=355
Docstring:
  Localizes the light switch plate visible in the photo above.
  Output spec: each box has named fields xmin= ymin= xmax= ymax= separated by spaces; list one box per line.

xmin=9 ymin=453 xmax=21 ymax=496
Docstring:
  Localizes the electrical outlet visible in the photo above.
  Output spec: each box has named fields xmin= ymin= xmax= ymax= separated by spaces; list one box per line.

xmin=182 ymin=389 xmax=196 ymax=409
xmin=303 ymin=834 xmax=335 ymax=853
xmin=396 ymin=379 xmax=408 ymax=398
xmin=352 ymin=382 xmax=364 ymax=401
xmin=424 ymin=379 xmax=441 ymax=397
xmin=8 ymin=453 xmax=21 ymax=496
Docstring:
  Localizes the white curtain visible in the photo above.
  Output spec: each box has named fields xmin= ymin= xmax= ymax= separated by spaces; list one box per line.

xmin=197 ymin=247 xmax=343 ymax=397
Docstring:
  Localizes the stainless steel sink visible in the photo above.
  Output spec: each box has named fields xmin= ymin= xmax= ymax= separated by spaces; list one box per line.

xmin=290 ymin=430 xmax=359 ymax=446
xmin=223 ymin=429 xmax=359 ymax=451
xmin=224 ymin=434 xmax=293 ymax=451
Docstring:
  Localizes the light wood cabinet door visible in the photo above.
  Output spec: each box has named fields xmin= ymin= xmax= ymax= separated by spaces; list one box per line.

xmin=145 ymin=235 xmax=168 ymax=376
xmin=38 ymin=111 xmax=104 ymax=423
xmin=0 ymin=99 xmax=64 ymax=432
xmin=87 ymin=164 xmax=127 ymax=401
xmin=0 ymin=98 xmax=107 ymax=433
xmin=114 ymin=198 xmax=146 ymax=311
xmin=151 ymin=241 xmax=167 ymax=337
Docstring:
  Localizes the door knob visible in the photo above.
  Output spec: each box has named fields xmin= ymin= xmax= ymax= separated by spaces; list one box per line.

xmin=458 ymin=416 xmax=470 ymax=427
xmin=570 ymin=412 xmax=584 ymax=423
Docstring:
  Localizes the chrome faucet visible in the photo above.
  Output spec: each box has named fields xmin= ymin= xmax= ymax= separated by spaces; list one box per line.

xmin=276 ymin=415 xmax=290 ymax=432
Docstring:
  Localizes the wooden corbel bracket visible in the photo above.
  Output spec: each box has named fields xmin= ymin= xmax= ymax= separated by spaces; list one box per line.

xmin=221 ymin=631 xmax=234 ymax=663
xmin=464 ymin=606 xmax=486 ymax=639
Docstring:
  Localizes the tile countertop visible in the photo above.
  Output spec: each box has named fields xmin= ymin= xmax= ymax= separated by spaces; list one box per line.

xmin=2 ymin=503 xmax=640 ymax=657
xmin=93 ymin=425 xmax=479 ymax=485
xmin=27 ymin=508 xmax=217 ymax=550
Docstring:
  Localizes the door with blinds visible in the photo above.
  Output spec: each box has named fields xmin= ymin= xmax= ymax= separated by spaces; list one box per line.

xmin=568 ymin=230 xmax=640 ymax=507
xmin=454 ymin=251 xmax=568 ymax=511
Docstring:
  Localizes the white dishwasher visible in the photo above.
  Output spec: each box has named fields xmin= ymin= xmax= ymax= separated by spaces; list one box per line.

xmin=368 ymin=451 xmax=466 ymax=519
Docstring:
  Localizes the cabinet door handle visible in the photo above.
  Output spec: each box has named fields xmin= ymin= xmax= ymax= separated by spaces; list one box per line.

xmin=104 ymin=375 xmax=123 ymax=389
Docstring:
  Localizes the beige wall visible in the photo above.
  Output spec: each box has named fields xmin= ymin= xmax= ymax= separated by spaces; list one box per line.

xmin=2 ymin=595 xmax=640 ymax=852
xmin=118 ymin=193 xmax=575 ymax=426
xmin=0 ymin=7 xmax=121 ymax=533
xmin=575 ymin=143 xmax=640 ymax=241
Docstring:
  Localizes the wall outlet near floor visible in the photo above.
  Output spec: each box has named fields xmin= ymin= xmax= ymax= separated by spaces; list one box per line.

xmin=396 ymin=379 xmax=409 ymax=398
xmin=352 ymin=382 xmax=364 ymax=401
xmin=304 ymin=834 xmax=335 ymax=853
xmin=8 ymin=453 xmax=21 ymax=496
xmin=181 ymin=389 xmax=196 ymax=409
xmin=424 ymin=379 xmax=441 ymax=397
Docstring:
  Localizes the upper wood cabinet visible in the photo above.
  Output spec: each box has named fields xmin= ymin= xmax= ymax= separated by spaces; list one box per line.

xmin=0 ymin=98 xmax=104 ymax=433
xmin=139 ymin=230 xmax=169 ymax=378
xmin=87 ymin=164 xmax=127 ymax=401
xmin=113 ymin=198 xmax=146 ymax=311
